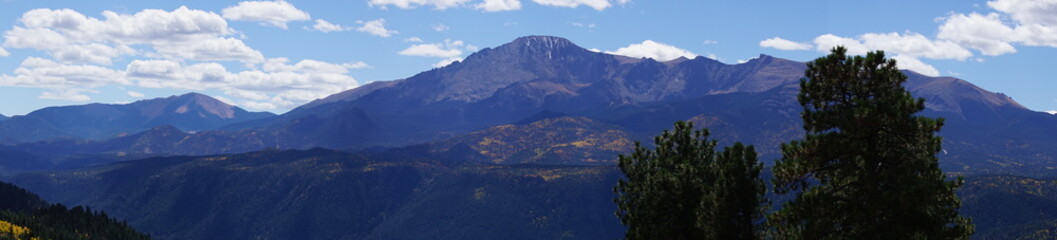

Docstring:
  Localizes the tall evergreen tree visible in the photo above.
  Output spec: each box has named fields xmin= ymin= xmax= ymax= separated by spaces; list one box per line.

xmin=769 ymin=47 xmax=974 ymax=239
xmin=615 ymin=121 xmax=764 ymax=240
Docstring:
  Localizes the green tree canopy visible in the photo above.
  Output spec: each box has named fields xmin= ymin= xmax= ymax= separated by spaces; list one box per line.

xmin=615 ymin=121 xmax=765 ymax=240
xmin=769 ymin=47 xmax=974 ymax=239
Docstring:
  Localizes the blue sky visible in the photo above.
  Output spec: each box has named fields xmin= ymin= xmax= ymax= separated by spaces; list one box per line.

xmin=0 ymin=0 xmax=1054 ymax=115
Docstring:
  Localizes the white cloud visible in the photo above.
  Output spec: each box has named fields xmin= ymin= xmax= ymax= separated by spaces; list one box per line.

xmin=3 ymin=7 xmax=264 ymax=64
xmin=311 ymin=19 xmax=350 ymax=32
xmin=0 ymin=7 xmax=361 ymax=109
xmin=39 ymin=88 xmax=93 ymax=102
xmin=0 ymin=57 xmax=128 ymax=88
xmin=356 ymin=19 xmax=398 ymax=37
xmin=405 ymin=37 xmax=423 ymax=42
xmin=702 ymin=40 xmax=718 ymax=45
xmin=934 ymin=0 xmax=1057 ymax=55
xmin=531 ymin=0 xmax=627 ymax=11
xmin=152 ymin=37 xmax=264 ymax=63
xmin=126 ymin=58 xmax=360 ymax=109
xmin=890 ymin=55 xmax=940 ymax=76
xmin=1046 ymin=110 xmax=1057 ymax=115
xmin=0 ymin=47 xmax=9 ymax=57
xmin=988 ymin=0 xmax=1057 ymax=26
xmin=221 ymin=0 xmax=310 ymax=29
xmin=368 ymin=0 xmax=474 ymax=10
xmin=812 ymin=33 xmax=972 ymax=60
xmin=605 ymin=40 xmax=697 ymax=61
xmin=937 ymin=13 xmax=1018 ymax=55
xmin=432 ymin=23 xmax=450 ymax=32
xmin=399 ymin=42 xmax=463 ymax=58
xmin=369 ymin=0 xmax=626 ymax=11
xmin=127 ymin=91 xmax=144 ymax=98
xmin=759 ymin=37 xmax=812 ymax=50
xmin=398 ymin=39 xmax=476 ymax=69
xmin=476 ymin=0 xmax=522 ymax=11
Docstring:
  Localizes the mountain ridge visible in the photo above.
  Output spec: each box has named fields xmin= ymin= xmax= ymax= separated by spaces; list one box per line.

xmin=0 ymin=92 xmax=275 ymax=143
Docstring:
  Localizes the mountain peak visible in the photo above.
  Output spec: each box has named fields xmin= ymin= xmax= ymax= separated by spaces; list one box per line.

xmin=498 ymin=35 xmax=582 ymax=55
xmin=158 ymin=92 xmax=237 ymax=119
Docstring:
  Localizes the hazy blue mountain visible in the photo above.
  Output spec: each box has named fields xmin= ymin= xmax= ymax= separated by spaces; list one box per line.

xmin=0 ymin=113 xmax=7 ymax=121
xmin=249 ymin=36 xmax=1051 ymax=175
xmin=0 ymin=93 xmax=274 ymax=143
xmin=4 ymin=36 xmax=1056 ymax=176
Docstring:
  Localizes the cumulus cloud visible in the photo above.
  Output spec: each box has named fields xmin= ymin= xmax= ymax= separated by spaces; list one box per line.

xmin=936 ymin=0 xmax=1057 ymax=55
xmin=151 ymin=38 xmax=264 ymax=63
xmin=890 ymin=55 xmax=940 ymax=76
xmin=811 ymin=33 xmax=972 ymax=60
xmin=311 ymin=19 xmax=351 ymax=32
xmin=356 ymin=19 xmax=398 ymax=37
xmin=405 ymin=37 xmax=424 ymax=42
xmin=126 ymin=58 xmax=360 ymax=109
xmin=937 ymin=12 xmax=1018 ymax=55
xmin=399 ymin=41 xmax=464 ymax=58
xmin=988 ymin=0 xmax=1057 ymax=26
xmin=0 ymin=47 xmax=8 ymax=57
xmin=370 ymin=0 xmax=626 ymax=11
xmin=398 ymin=39 xmax=476 ymax=69
xmin=0 ymin=57 xmax=128 ymax=88
xmin=476 ymin=0 xmax=522 ymax=11
xmin=605 ymin=40 xmax=697 ymax=61
xmin=759 ymin=37 xmax=812 ymax=50
xmin=0 ymin=6 xmax=364 ymax=110
xmin=368 ymin=0 xmax=474 ymax=10
xmin=3 ymin=7 xmax=263 ymax=64
xmin=221 ymin=0 xmax=311 ymax=29
xmin=127 ymin=91 xmax=145 ymax=98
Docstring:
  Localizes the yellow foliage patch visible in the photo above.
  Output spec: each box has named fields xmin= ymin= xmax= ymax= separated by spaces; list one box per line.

xmin=0 ymin=220 xmax=33 ymax=240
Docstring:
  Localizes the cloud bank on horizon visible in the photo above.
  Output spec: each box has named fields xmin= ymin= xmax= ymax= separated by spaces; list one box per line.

xmin=0 ymin=0 xmax=1054 ymax=114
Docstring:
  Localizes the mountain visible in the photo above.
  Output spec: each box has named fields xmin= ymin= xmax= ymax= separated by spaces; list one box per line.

xmin=7 ymin=149 xmax=625 ymax=240
xmin=2 ymin=35 xmax=1054 ymax=176
xmin=234 ymin=36 xmax=809 ymax=150
xmin=0 ymin=180 xmax=149 ymax=239
xmin=0 ymin=93 xmax=275 ymax=143
xmin=0 ymin=114 xmax=7 ymax=121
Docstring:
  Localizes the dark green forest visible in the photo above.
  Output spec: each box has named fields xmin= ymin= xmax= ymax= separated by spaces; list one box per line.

xmin=0 ymin=181 xmax=148 ymax=240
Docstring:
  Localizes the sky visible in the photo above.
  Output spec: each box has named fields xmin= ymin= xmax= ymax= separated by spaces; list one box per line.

xmin=0 ymin=0 xmax=1054 ymax=115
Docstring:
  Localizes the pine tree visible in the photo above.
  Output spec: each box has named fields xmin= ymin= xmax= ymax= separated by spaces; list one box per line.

xmin=615 ymin=121 xmax=764 ymax=240
xmin=769 ymin=47 xmax=974 ymax=239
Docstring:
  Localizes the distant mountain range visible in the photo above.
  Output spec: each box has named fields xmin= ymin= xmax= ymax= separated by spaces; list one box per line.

xmin=3 ymin=36 xmax=1054 ymax=176
xmin=5 ymin=35 xmax=1057 ymax=240
xmin=0 ymin=92 xmax=275 ymax=143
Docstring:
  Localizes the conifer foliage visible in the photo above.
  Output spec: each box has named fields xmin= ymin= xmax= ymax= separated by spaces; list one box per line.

xmin=769 ymin=47 xmax=974 ymax=239
xmin=615 ymin=121 xmax=765 ymax=240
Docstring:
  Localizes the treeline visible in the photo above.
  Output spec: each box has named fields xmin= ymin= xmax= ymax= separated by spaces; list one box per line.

xmin=0 ymin=181 xmax=149 ymax=240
